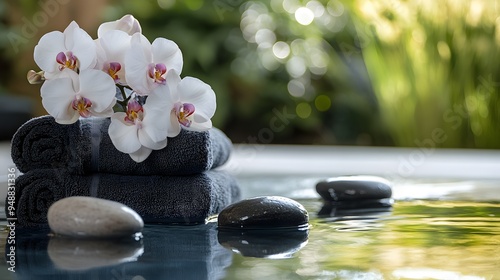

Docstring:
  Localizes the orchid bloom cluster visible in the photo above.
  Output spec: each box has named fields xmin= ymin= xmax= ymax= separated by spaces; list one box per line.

xmin=28 ymin=15 xmax=216 ymax=163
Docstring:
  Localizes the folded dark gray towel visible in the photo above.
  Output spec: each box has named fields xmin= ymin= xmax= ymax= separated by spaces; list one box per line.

xmin=9 ymin=169 xmax=240 ymax=228
xmin=11 ymin=115 xmax=232 ymax=175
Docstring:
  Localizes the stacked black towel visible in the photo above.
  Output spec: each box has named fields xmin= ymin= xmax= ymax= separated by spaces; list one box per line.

xmin=8 ymin=116 xmax=240 ymax=227
xmin=11 ymin=115 xmax=232 ymax=175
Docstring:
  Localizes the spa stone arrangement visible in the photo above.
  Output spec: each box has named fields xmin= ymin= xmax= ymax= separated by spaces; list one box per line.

xmin=6 ymin=15 xmax=394 ymax=270
xmin=10 ymin=13 xmax=245 ymax=234
xmin=8 ymin=15 xmax=312 ymax=240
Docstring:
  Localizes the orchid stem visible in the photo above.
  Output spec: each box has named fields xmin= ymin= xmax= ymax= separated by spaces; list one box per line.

xmin=116 ymin=84 xmax=133 ymax=111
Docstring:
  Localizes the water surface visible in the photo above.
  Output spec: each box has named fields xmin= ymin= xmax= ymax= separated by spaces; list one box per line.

xmin=1 ymin=196 xmax=499 ymax=280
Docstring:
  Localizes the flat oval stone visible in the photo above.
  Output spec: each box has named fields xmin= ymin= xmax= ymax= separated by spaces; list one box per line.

xmin=218 ymin=196 xmax=309 ymax=230
xmin=316 ymin=175 xmax=392 ymax=202
xmin=48 ymin=196 xmax=144 ymax=238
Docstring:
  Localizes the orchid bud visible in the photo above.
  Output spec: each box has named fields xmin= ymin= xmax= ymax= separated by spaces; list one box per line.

xmin=97 ymin=14 xmax=142 ymax=38
xmin=27 ymin=70 xmax=45 ymax=84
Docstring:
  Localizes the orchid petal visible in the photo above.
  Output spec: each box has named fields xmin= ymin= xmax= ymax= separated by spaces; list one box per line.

xmin=41 ymin=77 xmax=79 ymax=124
xmin=125 ymin=33 xmax=154 ymax=94
xmin=138 ymin=128 xmax=168 ymax=150
xmin=34 ymin=31 xmax=65 ymax=73
xmin=98 ymin=31 xmax=131 ymax=84
xmin=130 ymin=33 xmax=153 ymax=61
xmin=184 ymin=120 xmax=213 ymax=131
xmin=151 ymin=37 xmax=183 ymax=75
xmin=165 ymin=70 xmax=181 ymax=101
xmin=177 ymin=76 xmax=216 ymax=120
xmin=140 ymin=125 xmax=168 ymax=148
xmin=193 ymin=112 xmax=210 ymax=124
xmin=94 ymin=38 xmax=107 ymax=71
xmin=142 ymin=89 xmax=172 ymax=142
xmin=90 ymin=99 xmax=116 ymax=118
xmin=109 ymin=113 xmax=142 ymax=154
xmin=43 ymin=67 xmax=78 ymax=81
xmin=99 ymin=30 xmax=131 ymax=62
xmin=63 ymin=21 xmax=80 ymax=50
xmin=78 ymin=69 xmax=116 ymax=112
xmin=141 ymin=115 xmax=169 ymax=143
xmin=146 ymin=81 xmax=176 ymax=105
xmin=149 ymin=78 xmax=174 ymax=102
xmin=128 ymin=146 xmax=153 ymax=163
xmin=167 ymin=110 xmax=182 ymax=137
xmin=70 ymin=27 xmax=97 ymax=70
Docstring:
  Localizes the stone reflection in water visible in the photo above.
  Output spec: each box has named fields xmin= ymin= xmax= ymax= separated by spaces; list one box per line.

xmin=317 ymin=198 xmax=394 ymax=218
xmin=48 ymin=236 xmax=144 ymax=271
xmin=217 ymin=229 xmax=309 ymax=259
xmin=316 ymin=198 xmax=393 ymax=232
xmin=12 ymin=223 xmax=233 ymax=279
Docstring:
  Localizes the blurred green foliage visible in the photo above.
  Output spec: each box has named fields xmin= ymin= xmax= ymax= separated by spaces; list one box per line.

xmin=1 ymin=0 xmax=499 ymax=148
xmin=102 ymin=0 xmax=391 ymax=145
xmin=349 ymin=0 xmax=500 ymax=148
xmin=0 ymin=1 xmax=10 ymax=92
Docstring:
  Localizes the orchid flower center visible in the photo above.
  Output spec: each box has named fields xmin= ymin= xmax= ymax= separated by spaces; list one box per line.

xmin=106 ymin=62 xmax=122 ymax=82
xmin=124 ymin=100 xmax=144 ymax=125
xmin=56 ymin=51 xmax=79 ymax=72
xmin=148 ymin=63 xmax=167 ymax=85
xmin=174 ymin=102 xmax=195 ymax=127
xmin=71 ymin=96 xmax=92 ymax=118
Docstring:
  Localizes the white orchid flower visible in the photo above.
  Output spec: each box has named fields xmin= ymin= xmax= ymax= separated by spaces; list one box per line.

xmin=108 ymin=91 xmax=171 ymax=163
xmin=95 ymin=30 xmax=132 ymax=85
xmin=153 ymin=70 xmax=216 ymax=137
xmin=97 ymin=14 xmax=142 ymax=38
xmin=124 ymin=33 xmax=183 ymax=95
xmin=40 ymin=69 xmax=116 ymax=124
xmin=34 ymin=21 xmax=96 ymax=80
xmin=30 ymin=15 xmax=220 ymax=165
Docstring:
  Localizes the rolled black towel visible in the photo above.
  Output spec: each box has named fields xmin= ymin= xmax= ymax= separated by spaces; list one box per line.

xmin=9 ymin=169 xmax=241 ymax=228
xmin=11 ymin=115 xmax=232 ymax=175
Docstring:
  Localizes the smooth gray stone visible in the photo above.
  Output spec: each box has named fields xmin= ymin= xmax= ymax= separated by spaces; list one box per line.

xmin=316 ymin=175 xmax=392 ymax=202
xmin=218 ymin=196 xmax=309 ymax=230
xmin=47 ymin=196 xmax=144 ymax=238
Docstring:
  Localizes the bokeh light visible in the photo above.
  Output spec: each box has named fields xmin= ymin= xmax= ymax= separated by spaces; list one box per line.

xmin=296 ymin=102 xmax=312 ymax=119
xmin=286 ymin=56 xmax=307 ymax=78
xmin=315 ymin=95 xmax=331 ymax=111
xmin=295 ymin=7 xmax=315 ymax=25
xmin=273 ymin=41 xmax=291 ymax=59
xmin=288 ymin=79 xmax=306 ymax=97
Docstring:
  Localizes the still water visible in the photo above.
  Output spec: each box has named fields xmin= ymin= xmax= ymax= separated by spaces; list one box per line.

xmin=224 ymin=200 xmax=500 ymax=280
xmin=1 ymin=197 xmax=499 ymax=280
